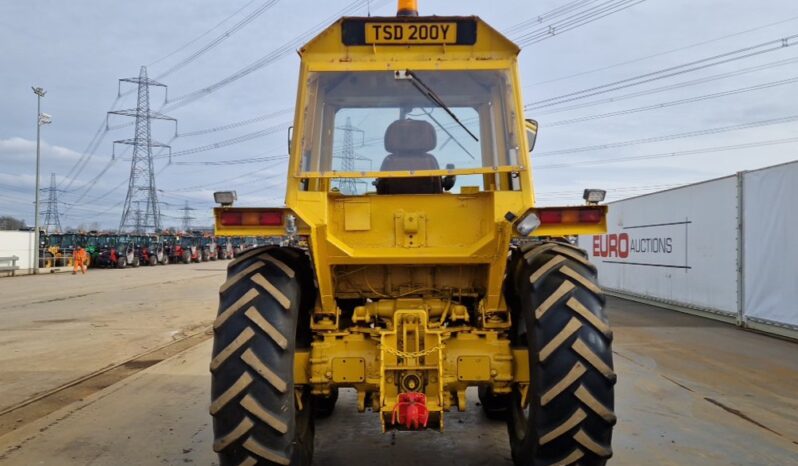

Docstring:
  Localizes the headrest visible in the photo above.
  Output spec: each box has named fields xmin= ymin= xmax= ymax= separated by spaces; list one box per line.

xmin=384 ymin=119 xmax=437 ymax=153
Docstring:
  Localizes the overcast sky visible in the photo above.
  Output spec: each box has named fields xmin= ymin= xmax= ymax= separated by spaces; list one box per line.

xmin=1 ymin=0 xmax=796 ymax=230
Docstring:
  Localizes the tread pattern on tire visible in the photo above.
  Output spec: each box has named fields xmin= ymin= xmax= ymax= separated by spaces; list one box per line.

xmin=507 ymin=241 xmax=615 ymax=466
xmin=211 ymin=246 xmax=315 ymax=466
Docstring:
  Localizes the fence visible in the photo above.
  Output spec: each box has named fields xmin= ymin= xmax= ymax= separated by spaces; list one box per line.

xmin=577 ymin=160 xmax=798 ymax=340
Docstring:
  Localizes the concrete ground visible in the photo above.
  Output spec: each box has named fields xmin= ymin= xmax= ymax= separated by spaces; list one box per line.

xmin=0 ymin=260 xmax=225 ymax=412
xmin=0 ymin=264 xmax=796 ymax=465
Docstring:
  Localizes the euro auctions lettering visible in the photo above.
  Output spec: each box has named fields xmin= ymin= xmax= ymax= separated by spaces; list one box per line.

xmin=587 ymin=220 xmax=690 ymax=269
xmin=592 ymin=233 xmax=673 ymax=258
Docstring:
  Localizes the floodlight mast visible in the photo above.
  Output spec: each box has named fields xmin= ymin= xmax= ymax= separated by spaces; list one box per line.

xmin=32 ymin=86 xmax=50 ymax=274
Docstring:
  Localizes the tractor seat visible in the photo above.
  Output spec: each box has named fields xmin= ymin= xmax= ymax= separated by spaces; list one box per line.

xmin=376 ymin=119 xmax=442 ymax=195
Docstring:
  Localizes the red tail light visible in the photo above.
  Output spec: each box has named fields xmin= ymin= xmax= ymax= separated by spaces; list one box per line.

xmin=220 ymin=210 xmax=283 ymax=226
xmin=220 ymin=211 xmax=243 ymax=226
xmin=579 ymin=209 xmax=603 ymax=224
xmin=539 ymin=210 xmax=562 ymax=224
xmin=259 ymin=211 xmax=283 ymax=226
xmin=538 ymin=208 xmax=603 ymax=225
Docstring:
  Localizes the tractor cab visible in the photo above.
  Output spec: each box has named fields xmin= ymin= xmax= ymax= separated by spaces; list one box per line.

xmin=298 ymin=68 xmax=525 ymax=196
xmin=94 ymin=235 xmax=122 ymax=268
xmin=200 ymin=235 xmax=218 ymax=261
xmin=179 ymin=235 xmax=200 ymax=263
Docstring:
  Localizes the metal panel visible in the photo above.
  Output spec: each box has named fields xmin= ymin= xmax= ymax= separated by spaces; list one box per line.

xmin=578 ymin=177 xmax=739 ymax=315
xmin=0 ymin=231 xmax=34 ymax=273
xmin=742 ymin=160 xmax=798 ymax=331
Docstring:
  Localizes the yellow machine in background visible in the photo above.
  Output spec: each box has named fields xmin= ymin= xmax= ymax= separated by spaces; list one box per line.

xmin=210 ymin=1 xmax=615 ymax=465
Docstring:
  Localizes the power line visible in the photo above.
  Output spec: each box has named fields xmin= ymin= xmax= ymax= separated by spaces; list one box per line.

xmin=528 ymin=14 xmax=798 ymax=87
xmin=164 ymin=164 xmax=284 ymax=193
xmin=537 ymin=183 xmax=683 ymax=198
xmin=532 ymin=55 xmax=798 ymax=116
xmin=526 ymin=33 xmax=798 ymax=110
xmin=514 ymin=0 xmax=647 ymax=47
xmin=178 ymin=107 xmax=293 ymax=137
xmin=164 ymin=0 xmax=390 ymax=111
xmin=59 ymin=1 xmax=288 ymax=193
xmin=545 ymin=75 xmax=798 ymax=127
xmin=159 ymin=122 xmax=288 ymax=159
xmin=59 ymin=100 xmax=119 ymax=192
xmin=536 ymin=113 xmax=798 ymax=157
xmin=506 ymin=0 xmax=600 ymax=35
xmin=535 ymin=136 xmax=798 ymax=170
xmin=172 ymin=154 xmax=288 ymax=166
xmin=154 ymin=0 xmax=281 ymax=80
xmin=149 ymin=0 xmax=260 ymax=66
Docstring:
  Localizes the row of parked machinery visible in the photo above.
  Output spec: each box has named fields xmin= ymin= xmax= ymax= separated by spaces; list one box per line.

xmin=39 ymin=233 xmax=279 ymax=269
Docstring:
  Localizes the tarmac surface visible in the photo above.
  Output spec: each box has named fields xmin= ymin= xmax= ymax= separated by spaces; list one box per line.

xmin=0 ymin=261 xmax=796 ymax=465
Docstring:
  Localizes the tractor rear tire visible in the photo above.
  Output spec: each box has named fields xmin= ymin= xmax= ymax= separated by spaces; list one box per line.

xmin=506 ymin=241 xmax=616 ymax=466
xmin=478 ymin=386 xmax=509 ymax=420
xmin=132 ymin=256 xmax=140 ymax=268
xmin=117 ymin=257 xmax=127 ymax=269
xmin=211 ymin=246 xmax=316 ymax=466
xmin=182 ymin=251 xmax=191 ymax=264
xmin=161 ymin=255 xmax=169 ymax=265
xmin=311 ymin=387 xmax=339 ymax=419
xmin=149 ymin=255 xmax=158 ymax=266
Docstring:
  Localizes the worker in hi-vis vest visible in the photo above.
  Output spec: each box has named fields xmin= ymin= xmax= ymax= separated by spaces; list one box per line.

xmin=73 ymin=245 xmax=88 ymax=275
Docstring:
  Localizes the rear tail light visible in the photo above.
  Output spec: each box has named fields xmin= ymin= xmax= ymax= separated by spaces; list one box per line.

xmin=220 ymin=212 xmax=243 ymax=226
xmin=220 ymin=210 xmax=284 ymax=226
xmin=537 ymin=208 xmax=604 ymax=225
xmin=259 ymin=211 xmax=283 ymax=226
xmin=539 ymin=210 xmax=562 ymax=224
xmin=579 ymin=209 xmax=603 ymax=224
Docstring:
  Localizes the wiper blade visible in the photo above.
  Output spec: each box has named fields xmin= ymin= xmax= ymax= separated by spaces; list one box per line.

xmin=406 ymin=70 xmax=480 ymax=143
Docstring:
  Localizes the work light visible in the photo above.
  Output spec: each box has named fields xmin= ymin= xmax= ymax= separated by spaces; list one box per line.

xmin=583 ymin=189 xmax=607 ymax=204
xmin=516 ymin=212 xmax=541 ymax=237
xmin=214 ymin=191 xmax=237 ymax=207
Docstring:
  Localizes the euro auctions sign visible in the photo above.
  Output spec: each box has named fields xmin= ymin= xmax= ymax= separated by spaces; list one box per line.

xmin=591 ymin=220 xmax=691 ymax=270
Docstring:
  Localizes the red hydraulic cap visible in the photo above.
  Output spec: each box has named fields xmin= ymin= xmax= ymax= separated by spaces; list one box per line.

xmin=391 ymin=393 xmax=429 ymax=430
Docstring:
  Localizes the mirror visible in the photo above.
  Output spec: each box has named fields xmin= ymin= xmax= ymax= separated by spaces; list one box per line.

xmin=287 ymin=126 xmax=294 ymax=153
xmin=525 ymin=119 xmax=539 ymax=152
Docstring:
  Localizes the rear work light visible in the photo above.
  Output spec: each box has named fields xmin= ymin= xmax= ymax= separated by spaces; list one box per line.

xmin=538 ymin=208 xmax=603 ymax=225
xmin=220 ymin=210 xmax=284 ymax=227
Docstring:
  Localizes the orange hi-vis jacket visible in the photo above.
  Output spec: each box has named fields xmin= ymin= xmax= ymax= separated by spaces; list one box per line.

xmin=74 ymin=248 xmax=88 ymax=264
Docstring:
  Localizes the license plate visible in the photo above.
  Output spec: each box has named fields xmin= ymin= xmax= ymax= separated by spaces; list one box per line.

xmin=364 ymin=22 xmax=458 ymax=45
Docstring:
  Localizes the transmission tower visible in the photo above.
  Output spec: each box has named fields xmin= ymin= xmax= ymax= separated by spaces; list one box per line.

xmin=40 ymin=172 xmax=63 ymax=234
xmin=108 ymin=66 xmax=177 ymax=233
xmin=133 ymin=201 xmax=144 ymax=234
xmin=336 ymin=117 xmax=358 ymax=195
xmin=180 ymin=201 xmax=196 ymax=232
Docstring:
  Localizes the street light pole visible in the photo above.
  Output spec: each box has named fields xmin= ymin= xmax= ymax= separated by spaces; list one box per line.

xmin=32 ymin=86 xmax=48 ymax=274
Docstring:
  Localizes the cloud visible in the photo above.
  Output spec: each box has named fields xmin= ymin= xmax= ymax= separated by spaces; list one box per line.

xmin=0 ymin=137 xmax=82 ymax=162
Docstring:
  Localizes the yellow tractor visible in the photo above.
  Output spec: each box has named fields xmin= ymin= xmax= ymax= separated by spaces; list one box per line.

xmin=210 ymin=1 xmax=615 ymax=464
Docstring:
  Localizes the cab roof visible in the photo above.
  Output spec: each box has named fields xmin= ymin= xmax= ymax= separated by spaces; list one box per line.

xmin=299 ymin=15 xmax=520 ymax=65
